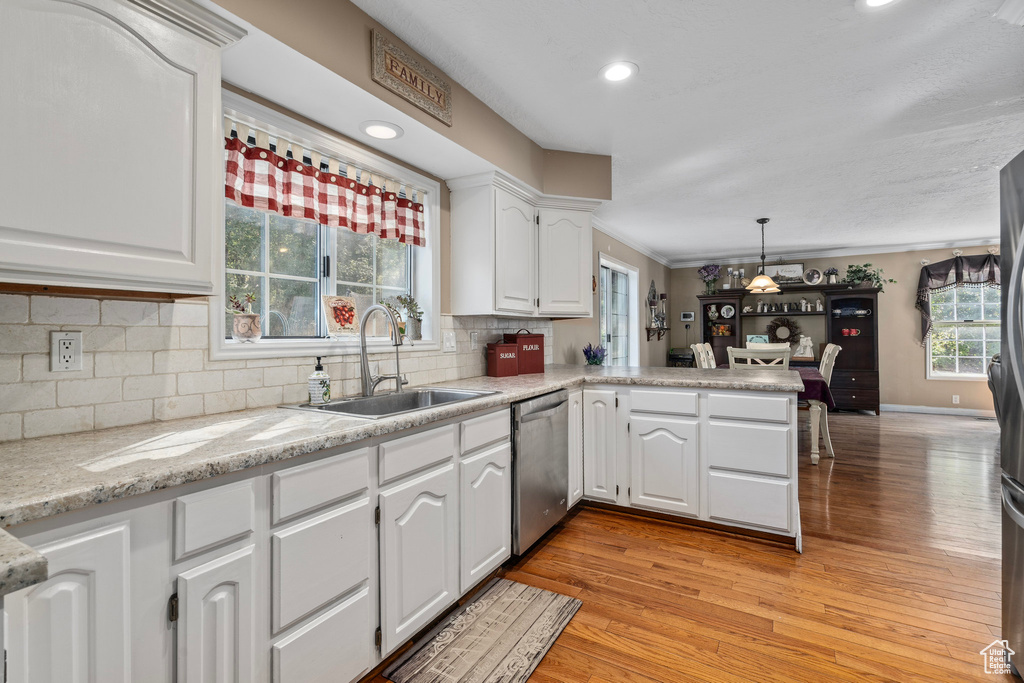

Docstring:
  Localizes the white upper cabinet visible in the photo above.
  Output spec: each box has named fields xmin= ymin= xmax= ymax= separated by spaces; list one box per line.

xmin=449 ymin=172 xmax=600 ymax=318
xmin=538 ymin=208 xmax=593 ymax=316
xmin=0 ymin=0 xmax=244 ymax=294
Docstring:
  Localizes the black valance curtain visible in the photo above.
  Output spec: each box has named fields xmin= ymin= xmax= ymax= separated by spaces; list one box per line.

xmin=915 ymin=254 xmax=1000 ymax=342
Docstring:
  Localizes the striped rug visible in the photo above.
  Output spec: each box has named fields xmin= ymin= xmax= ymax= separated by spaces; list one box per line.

xmin=384 ymin=578 xmax=581 ymax=683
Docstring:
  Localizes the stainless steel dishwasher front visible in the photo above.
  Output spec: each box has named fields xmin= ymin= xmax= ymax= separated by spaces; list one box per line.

xmin=512 ymin=389 xmax=569 ymax=555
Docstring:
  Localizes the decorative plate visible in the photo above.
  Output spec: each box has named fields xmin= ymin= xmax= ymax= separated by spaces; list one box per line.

xmin=720 ymin=304 xmax=735 ymax=319
xmin=803 ymin=268 xmax=823 ymax=286
xmin=766 ymin=316 xmax=801 ymax=344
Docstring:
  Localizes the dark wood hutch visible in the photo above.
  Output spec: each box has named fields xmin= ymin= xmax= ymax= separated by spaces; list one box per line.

xmin=698 ymin=283 xmax=880 ymax=414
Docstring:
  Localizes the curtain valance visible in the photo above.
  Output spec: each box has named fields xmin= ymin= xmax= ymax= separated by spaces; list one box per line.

xmin=915 ymin=253 xmax=999 ymax=341
xmin=223 ymin=122 xmax=425 ymax=247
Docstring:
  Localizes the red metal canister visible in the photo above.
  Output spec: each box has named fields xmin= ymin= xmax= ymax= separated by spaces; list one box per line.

xmin=486 ymin=342 xmax=519 ymax=377
xmin=503 ymin=329 xmax=545 ymax=374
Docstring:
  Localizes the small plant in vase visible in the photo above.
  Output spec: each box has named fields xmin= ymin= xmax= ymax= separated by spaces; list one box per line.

xmin=582 ymin=343 xmax=606 ymax=366
xmin=843 ymin=264 xmax=896 ymax=293
xmin=824 ymin=267 xmax=839 ymax=284
xmin=698 ymin=264 xmax=722 ymax=296
xmin=394 ymin=294 xmax=423 ymax=340
xmin=227 ymin=293 xmax=261 ymax=342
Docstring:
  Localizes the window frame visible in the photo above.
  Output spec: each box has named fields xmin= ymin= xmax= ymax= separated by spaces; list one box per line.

xmin=925 ymin=285 xmax=1000 ymax=382
xmin=211 ymin=92 xmax=441 ymax=360
xmin=598 ymin=253 xmax=640 ymax=367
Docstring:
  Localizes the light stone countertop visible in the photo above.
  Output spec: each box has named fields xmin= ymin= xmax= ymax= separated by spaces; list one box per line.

xmin=0 ymin=364 xmax=803 ymax=597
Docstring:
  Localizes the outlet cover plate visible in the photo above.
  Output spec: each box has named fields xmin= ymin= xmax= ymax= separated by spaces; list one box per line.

xmin=442 ymin=330 xmax=457 ymax=353
xmin=51 ymin=331 xmax=83 ymax=372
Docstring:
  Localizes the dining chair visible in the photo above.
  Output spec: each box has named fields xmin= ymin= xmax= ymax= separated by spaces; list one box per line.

xmin=727 ymin=346 xmax=791 ymax=370
xmin=691 ymin=343 xmax=715 ymax=369
xmin=808 ymin=343 xmax=841 ymax=463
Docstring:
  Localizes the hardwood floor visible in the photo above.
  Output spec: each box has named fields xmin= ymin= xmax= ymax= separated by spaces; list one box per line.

xmin=372 ymin=411 xmax=1013 ymax=682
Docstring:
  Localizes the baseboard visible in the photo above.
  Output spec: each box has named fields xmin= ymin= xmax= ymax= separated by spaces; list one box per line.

xmin=880 ymin=403 xmax=996 ymax=418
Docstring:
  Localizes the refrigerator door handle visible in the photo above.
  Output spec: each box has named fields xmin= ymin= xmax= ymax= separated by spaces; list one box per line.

xmin=1007 ymin=231 xmax=1024 ymax=402
xmin=1004 ymin=483 xmax=1024 ymax=530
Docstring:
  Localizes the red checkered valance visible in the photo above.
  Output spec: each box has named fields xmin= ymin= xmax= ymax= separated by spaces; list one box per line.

xmin=224 ymin=136 xmax=425 ymax=247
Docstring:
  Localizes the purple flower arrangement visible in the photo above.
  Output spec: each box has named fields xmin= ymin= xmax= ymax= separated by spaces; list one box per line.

xmin=582 ymin=343 xmax=606 ymax=366
xmin=698 ymin=264 xmax=722 ymax=295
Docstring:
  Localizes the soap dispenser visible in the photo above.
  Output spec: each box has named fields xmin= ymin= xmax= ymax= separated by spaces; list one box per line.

xmin=308 ymin=357 xmax=331 ymax=405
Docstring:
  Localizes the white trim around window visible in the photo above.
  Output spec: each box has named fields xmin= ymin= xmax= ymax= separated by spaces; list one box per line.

xmin=598 ymin=252 xmax=640 ymax=367
xmin=210 ymin=92 xmax=442 ymax=360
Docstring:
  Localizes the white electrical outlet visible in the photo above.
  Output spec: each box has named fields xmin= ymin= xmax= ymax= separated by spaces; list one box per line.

xmin=51 ymin=331 xmax=83 ymax=372
xmin=442 ymin=330 xmax=457 ymax=353
xmin=470 ymin=331 xmax=479 ymax=350
xmin=952 ymin=394 xmax=960 ymax=405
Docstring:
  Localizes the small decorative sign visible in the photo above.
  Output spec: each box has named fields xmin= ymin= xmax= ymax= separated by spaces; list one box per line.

xmin=371 ymin=29 xmax=452 ymax=126
xmin=323 ymin=295 xmax=358 ymax=337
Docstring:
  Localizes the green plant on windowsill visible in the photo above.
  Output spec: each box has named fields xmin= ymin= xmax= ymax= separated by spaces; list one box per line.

xmin=843 ymin=264 xmax=896 ymax=293
xmin=393 ymin=294 xmax=423 ymax=322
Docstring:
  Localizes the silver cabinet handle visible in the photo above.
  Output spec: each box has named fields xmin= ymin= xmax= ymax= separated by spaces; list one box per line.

xmin=521 ymin=401 xmax=568 ymax=423
xmin=1004 ymin=484 xmax=1024 ymax=530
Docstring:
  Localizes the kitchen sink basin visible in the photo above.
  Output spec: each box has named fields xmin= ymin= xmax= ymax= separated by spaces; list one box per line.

xmin=284 ymin=388 xmax=499 ymax=419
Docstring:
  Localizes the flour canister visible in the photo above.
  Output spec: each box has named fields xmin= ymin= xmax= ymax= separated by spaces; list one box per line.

xmin=503 ymin=329 xmax=544 ymax=374
xmin=486 ymin=342 xmax=519 ymax=377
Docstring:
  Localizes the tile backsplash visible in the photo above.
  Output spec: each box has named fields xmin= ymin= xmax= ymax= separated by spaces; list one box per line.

xmin=0 ymin=294 xmax=552 ymax=441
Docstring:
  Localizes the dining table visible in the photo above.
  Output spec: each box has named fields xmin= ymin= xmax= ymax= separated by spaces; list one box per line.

xmin=718 ymin=365 xmax=836 ymax=464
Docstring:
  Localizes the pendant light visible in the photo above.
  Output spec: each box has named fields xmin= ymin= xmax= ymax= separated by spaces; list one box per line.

xmin=746 ymin=218 xmax=781 ymax=294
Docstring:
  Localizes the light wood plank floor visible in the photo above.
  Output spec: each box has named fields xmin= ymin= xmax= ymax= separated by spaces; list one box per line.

xmin=376 ymin=411 xmax=1013 ymax=682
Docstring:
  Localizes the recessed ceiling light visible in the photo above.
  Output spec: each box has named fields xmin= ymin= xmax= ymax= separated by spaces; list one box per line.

xmin=600 ymin=62 xmax=639 ymax=82
xmin=359 ymin=121 xmax=404 ymax=140
xmin=861 ymin=0 xmax=899 ymax=7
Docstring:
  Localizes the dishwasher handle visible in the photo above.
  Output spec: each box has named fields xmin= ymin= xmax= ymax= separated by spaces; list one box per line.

xmin=520 ymin=400 xmax=568 ymax=424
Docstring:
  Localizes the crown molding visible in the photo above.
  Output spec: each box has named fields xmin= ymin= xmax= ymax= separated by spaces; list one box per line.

xmin=591 ymin=218 xmax=672 ymax=268
xmin=131 ymin=0 xmax=246 ymax=46
xmin=667 ymin=236 xmax=999 ymax=269
xmin=446 ymin=170 xmax=601 ymax=211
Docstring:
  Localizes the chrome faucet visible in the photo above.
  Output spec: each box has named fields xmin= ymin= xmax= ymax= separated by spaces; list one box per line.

xmin=359 ymin=304 xmax=408 ymax=396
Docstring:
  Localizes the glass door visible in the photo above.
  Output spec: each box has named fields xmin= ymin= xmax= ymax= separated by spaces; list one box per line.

xmin=600 ymin=264 xmax=631 ymax=366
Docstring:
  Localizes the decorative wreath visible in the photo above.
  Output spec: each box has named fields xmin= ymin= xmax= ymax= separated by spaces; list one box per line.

xmin=766 ymin=317 xmax=801 ymax=344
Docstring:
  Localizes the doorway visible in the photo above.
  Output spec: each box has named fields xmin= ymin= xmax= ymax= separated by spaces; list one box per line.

xmin=599 ymin=254 xmax=640 ymax=367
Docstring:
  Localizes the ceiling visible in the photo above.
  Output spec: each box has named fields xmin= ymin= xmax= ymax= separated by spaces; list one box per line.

xmin=351 ymin=0 xmax=1024 ymax=265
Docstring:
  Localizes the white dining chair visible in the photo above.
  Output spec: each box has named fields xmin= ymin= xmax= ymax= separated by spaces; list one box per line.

xmin=727 ymin=346 xmax=791 ymax=370
xmin=691 ymin=343 xmax=716 ymax=369
xmin=807 ymin=343 xmax=841 ymax=464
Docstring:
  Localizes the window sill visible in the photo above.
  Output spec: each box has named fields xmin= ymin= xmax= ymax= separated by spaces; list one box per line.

xmin=925 ymin=372 xmax=987 ymax=382
xmin=210 ymin=334 xmax=439 ymax=361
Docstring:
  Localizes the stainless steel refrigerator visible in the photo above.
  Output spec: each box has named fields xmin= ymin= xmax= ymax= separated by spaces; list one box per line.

xmin=994 ymin=147 xmax=1024 ymax=676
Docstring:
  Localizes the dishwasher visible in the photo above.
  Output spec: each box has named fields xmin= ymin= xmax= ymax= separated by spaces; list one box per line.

xmin=512 ymin=389 xmax=569 ymax=555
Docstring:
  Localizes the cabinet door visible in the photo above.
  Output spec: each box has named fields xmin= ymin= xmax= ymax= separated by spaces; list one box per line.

xmin=538 ymin=208 xmax=592 ymax=316
xmin=272 ymin=587 xmax=371 ymax=683
xmin=6 ymin=523 xmax=131 ymax=683
xmin=380 ymin=464 xmax=458 ymax=655
xmin=629 ymin=415 xmax=699 ymax=516
xmin=177 ymin=546 xmax=256 ymax=683
xmin=494 ymin=187 xmax=537 ymax=314
xmin=583 ymin=389 xmax=617 ymax=502
xmin=459 ymin=442 xmax=512 ymax=592
xmin=568 ymin=389 xmax=584 ymax=508
xmin=0 ymin=0 xmax=237 ymax=294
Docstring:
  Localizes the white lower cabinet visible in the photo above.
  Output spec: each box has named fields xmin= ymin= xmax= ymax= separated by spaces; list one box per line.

xmin=583 ymin=388 xmax=617 ymax=502
xmin=176 ymin=545 xmax=257 ymax=683
xmin=272 ymin=587 xmax=371 ymax=683
xmin=628 ymin=414 xmax=699 ymax=516
xmin=379 ymin=463 xmax=459 ymax=656
xmin=567 ymin=389 xmax=584 ymax=508
xmin=5 ymin=523 xmax=132 ymax=683
xmin=460 ymin=442 xmax=512 ymax=592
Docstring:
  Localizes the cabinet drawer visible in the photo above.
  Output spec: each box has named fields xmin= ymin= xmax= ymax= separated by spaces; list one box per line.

xmin=174 ymin=480 xmax=254 ymax=560
xmin=830 ymin=387 xmax=879 ymax=410
xmin=379 ymin=424 xmax=455 ymax=485
xmin=272 ymin=448 xmax=369 ymax=525
xmin=272 ymin=498 xmax=371 ymax=633
xmin=829 ymin=371 xmax=878 ymax=390
xmin=708 ymin=393 xmax=790 ymax=423
xmin=707 ymin=421 xmax=790 ymax=476
xmin=630 ymin=388 xmax=698 ymax=416
xmin=460 ymin=409 xmax=510 ymax=455
xmin=272 ymin=587 xmax=371 ymax=683
xmin=708 ymin=472 xmax=791 ymax=532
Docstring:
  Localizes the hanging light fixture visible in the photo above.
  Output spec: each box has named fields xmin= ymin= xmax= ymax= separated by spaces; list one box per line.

xmin=746 ymin=218 xmax=781 ymax=294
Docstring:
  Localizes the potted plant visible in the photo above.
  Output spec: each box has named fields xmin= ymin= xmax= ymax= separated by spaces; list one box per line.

xmin=392 ymin=294 xmax=423 ymax=340
xmin=843 ymin=263 xmax=896 ymax=293
xmin=698 ymin=264 xmax=722 ymax=296
xmin=824 ymin=267 xmax=839 ymax=284
xmin=227 ymin=293 xmax=261 ymax=342
xmin=582 ymin=343 xmax=606 ymax=366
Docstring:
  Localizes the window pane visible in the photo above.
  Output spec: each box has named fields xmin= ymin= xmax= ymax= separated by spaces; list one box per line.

xmin=986 ymin=325 xmax=1002 ymax=340
xmin=931 ymin=303 xmax=954 ymax=321
xmin=336 ymin=230 xmax=374 ymax=285
xmin=958 ymin=325 xmax=983 ymax=340
xmin=957 ymin=287 xmax=982 ymax=304
xmin=956 ymin=303 xmax=982 ymax=321
xmin=932 ymin=356 xmax=956 ymax=373
xmin=984 ymin=303 xmax=1001 ymax=321
xmin=986 ymin=287 xmax=1002 ymax=304
xmin=225 ymin=273 xmax=263 ymax=337
xmin=960 ymin=357 xmax=985 ymax=375
xmin=931 ymin=289 xmax=955 ymax=305
xmin=225 ymin=202 xmax=262 ymax=272
xmin=377 ymin=239 xmax=409 ymax=288
xmin=930 ymin=327 xmax=955 ymax=356
xmin=269 ymin=278 xmax=316 ymax=336
xmin=268 ymin=215 xmax=318 ymax=278
xmin=987 ymin=340 xmax=1001 ymax=358
xmin=957 ymin=340 xmax=984 ymax=356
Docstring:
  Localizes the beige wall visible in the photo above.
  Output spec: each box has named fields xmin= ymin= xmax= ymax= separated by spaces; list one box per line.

xmin=543 ymin=151 xmax=613 ymax=200
xmin=215 ymin=0 xmax=610 ymax=200
xmin=552 ymin=230 xmax=671 ymax=367
xmin=670 ymin=245 xmax=997 ymax=412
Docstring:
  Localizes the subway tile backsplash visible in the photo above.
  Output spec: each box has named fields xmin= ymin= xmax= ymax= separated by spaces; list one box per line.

xmin=0 ymin=294 xmax=552 ymax=441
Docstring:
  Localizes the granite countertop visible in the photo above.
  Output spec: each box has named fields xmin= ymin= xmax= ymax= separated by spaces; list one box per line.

xmin=0 ymin=364 xmax=802 ymax=597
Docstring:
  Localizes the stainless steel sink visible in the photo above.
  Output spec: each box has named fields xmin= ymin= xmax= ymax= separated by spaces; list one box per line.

xmin=284 ymin=388 xmax=499 ymax=419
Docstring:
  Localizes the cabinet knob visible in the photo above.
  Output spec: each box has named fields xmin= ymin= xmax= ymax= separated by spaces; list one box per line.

xmin=851 ymin=377 xmax=856 ymax=382
xmin=852 ymin=395 xmax=856 ymax=399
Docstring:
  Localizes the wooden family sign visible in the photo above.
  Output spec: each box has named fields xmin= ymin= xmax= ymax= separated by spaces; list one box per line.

xmin=371 ymin=29 xmax=453 ymax=126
